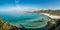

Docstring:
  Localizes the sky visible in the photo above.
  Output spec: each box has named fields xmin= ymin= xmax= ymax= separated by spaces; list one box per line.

xmin=0 ymin=0 xmax=60 ymax=11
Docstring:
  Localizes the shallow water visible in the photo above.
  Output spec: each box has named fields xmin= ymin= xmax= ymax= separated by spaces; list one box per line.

xmin=0 ymin=13 xmax=51 ymax=29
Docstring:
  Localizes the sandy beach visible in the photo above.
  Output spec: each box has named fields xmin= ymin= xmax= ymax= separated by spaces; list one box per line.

xmin=40 ymin=13 xmax=60 ymax=19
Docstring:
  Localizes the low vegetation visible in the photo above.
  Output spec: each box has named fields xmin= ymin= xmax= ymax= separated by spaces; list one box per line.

xmin=29 ymin=9 xmax=60 ymax=16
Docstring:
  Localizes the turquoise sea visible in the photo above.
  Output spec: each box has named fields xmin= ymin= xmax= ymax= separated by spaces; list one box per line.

xmin=0 ymin=13 xmax=51 ymax=29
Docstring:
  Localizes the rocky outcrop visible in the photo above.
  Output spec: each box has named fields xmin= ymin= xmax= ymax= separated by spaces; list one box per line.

xmin=45 ymin=19 xmax=60 ymax=30
xmin=0 ymin=18 xmax=21 ymax=30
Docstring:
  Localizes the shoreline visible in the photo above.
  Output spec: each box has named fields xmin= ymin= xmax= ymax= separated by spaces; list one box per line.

xmin=40 ymin=13 xmax=60 ymax=19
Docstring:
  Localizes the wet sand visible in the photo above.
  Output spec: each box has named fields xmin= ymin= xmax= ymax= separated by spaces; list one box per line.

xmin=40 ymin=13 xmax=60 ymax=19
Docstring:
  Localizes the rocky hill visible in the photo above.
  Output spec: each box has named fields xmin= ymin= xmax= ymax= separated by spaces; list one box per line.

xmin=26 ymin=9 xmax=60 ymax=16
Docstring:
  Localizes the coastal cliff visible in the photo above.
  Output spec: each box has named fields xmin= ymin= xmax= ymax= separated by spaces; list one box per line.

xmin=0 ymin=18 xmax=21 ymax=30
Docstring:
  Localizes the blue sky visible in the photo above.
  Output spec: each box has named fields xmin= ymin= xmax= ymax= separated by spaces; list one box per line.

xmin=0 ymin=0 xmax=60 ymax=10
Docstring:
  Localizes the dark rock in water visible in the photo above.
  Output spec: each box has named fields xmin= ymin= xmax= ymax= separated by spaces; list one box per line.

xmin=34 ymin=20 xmax=44 ymax=22
xmin=9 ymin=19 xmax=16 ymax=22
xmin=10 ymin=26 xmax=20 ymax=30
